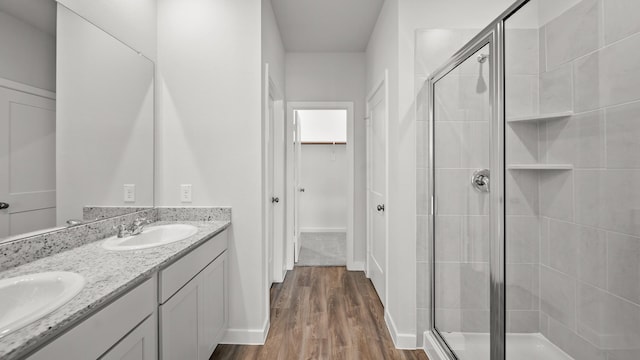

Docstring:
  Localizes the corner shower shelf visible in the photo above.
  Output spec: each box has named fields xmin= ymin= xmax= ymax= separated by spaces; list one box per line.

xmin=507 ymin=164 xmax=573 ymax=170
xmin=507 ymin=111 xmax=573 ymax=123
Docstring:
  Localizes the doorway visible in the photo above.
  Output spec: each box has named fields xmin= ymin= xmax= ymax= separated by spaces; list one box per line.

xmin=286 ymin=102 xmax=355 ymax=269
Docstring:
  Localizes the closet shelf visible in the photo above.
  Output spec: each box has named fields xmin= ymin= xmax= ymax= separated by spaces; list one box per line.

xmin=507 ymin=164 xmax=573 ymax=170
xmin=507 ymin=111 xmax=573 ymax=123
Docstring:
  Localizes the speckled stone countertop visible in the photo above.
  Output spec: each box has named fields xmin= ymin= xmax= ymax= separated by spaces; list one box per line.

xmin=0 ymin=220 xmax=230 ymax=360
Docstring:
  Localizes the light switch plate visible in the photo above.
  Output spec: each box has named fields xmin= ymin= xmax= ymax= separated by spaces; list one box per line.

xmin=180 ymin=184 xmax=192 ymax=203
xmin=124 ymin=184 xmax=135 ymax=202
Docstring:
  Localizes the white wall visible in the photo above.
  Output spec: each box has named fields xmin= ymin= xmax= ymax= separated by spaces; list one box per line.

xmin=300 ymin=145 xmax=347 ymax=231
xmin=157 ymin=0 xmax=267 ymax=343
xmin=56 ymin=5 xmax=154 ymax=224
xmin=285 ymin=52 xmax=367 ymax=264
xmin=56 ymin=0 xmax=157 ymax=59
xmin=0 ymin=11 xmax=55 ymax=92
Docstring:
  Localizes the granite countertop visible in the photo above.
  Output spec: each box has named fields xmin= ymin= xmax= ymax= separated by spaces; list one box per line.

xmin=0 ymin=220 xmax=230 ymax=360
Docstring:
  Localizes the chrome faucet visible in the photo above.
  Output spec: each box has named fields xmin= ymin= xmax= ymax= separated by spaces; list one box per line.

xmin=114 ymin=218 xmax=151 ymax=238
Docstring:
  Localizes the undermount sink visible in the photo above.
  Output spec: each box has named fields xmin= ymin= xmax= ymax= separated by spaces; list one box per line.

xmin=0 ymin=272 xmax=85 ymax=338
xmin=102 ymin=224 xmax=199 ymax=251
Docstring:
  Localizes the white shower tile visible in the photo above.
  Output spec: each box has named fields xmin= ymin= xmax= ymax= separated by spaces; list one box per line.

xmin=575 ymin=33 xmax=640 ymax=110
xmin=603 ymin=0 xmax=640 ymax=44
xmin=434 ymin=122 xmax=462 ymax=168
xmin=545 ymin=0 xmax=601 ymax=69
xmin=607 ymin=232 xmax=640 ymax=305
xmin=461 ymin=309 xmax=489 ymax=333
xmin=507 ymin=264 xmax=537 ymax=310
xmin=539 ymin=63 xmax=573 ymax=114
xmin=507 ymin=310 xmax=539 ymax=333
xmin=606 ymin=101 xmax=640 ymax=169
xmin=505 ymin=29 xmax=539 ymax=76
xmin=547 ymin=316 xmax=606 ymax=360
xmin=461 ymin=215 xmax=489 ymax=263
xmin=506 ymin=170 xmax=539 ymax=216
xmin=435 ymin=169 xmax=489 ymax=216
xmin=506 ymin=216 xmax=539 ymax=264
xmin=578 ymin=226 xmax=607 ymax=289
xmin=435 ymin=216 xmax=462 ymax=262
xmin=460 ymin=263 xmax=489 ymax=310
xmin=507 ymin=122 xmax=539 ymax=165
xmin=539 ymin=171 xmax=574 ymax=221
xmin=548 ymin=219 xmax=579 ymax=277
xmin=506 ymin=75 xmax=538 ymax=119
xmin=578 ymin=283 xmax=640 ymax=350
xmin=540 ymin=265 xmax=576 ymax=329
xmin=542 ymin=110 xmax=605 ymax=168
xmin=461 ymin=122 xmax=489 ymax=168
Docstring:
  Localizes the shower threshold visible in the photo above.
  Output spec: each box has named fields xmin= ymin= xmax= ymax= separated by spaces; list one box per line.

xmin=440 ymin=332 xmax=573 ymax=360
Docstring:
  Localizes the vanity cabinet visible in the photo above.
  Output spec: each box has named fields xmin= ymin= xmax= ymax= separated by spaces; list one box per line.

xmin=159 ymin=231 xmax=227 ymax=360
xmin=23 ymin=228 xmax=228 ymax=360
xmin=28 ymin=278 xmax=156 ymax=360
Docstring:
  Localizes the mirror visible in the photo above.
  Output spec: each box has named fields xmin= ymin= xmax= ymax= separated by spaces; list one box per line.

xmin=0 ymin=0 xmax=154 ymax=242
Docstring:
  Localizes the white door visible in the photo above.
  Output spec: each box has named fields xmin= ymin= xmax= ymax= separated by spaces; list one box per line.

xmin=366 ymin=78 xmax=387 ymax=306
xmin=293 ymin=111 xmax=303 ymax=262
xmin=100 ymin=316 xmax=156 ymax=360
xmin=160 ymin=278 xmax=199 ymax=360
xmin=0 ymin=87 xmax=56 ymax=238
xmin=197 ymin=254 xmax=226 ymax=360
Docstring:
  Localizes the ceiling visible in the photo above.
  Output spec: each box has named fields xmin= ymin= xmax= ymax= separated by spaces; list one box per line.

xmin=0 ymin=0 xmax=56 ymax=35
xmin=271 ymin=0 xmax=384 ymax=52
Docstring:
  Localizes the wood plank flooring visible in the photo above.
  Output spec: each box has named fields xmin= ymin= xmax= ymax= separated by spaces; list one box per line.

xmin=211 ymin=266 xmax=429 ymax=360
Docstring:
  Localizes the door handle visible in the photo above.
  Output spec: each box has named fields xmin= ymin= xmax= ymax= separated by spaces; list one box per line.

xmin=299 ymin=188 xmax=305 ymax=192
xmin=471 ymin=169 xmax=490 ymax=193
xmin=377 ymin=204 xmax=385 ymax=212
xmin=0 ymin=202 xmax=9 ymax=210
xmin=271 ymin=197 xmax=280 ymax=204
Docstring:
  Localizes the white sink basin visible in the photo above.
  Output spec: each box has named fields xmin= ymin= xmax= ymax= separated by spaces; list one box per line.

xmin=102 ymin=224 xmax=199 ymax=251
xmin=0 ymin=272 xmax=85 ymax=338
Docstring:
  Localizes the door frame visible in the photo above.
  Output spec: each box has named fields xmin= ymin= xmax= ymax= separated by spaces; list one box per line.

xmin=365 ymin=70 xmax=389 ymax=307
xmin=285 ymin=101 xmax=355 ymax=270
xmin=263 ymin=64 xmax=286 ymax=290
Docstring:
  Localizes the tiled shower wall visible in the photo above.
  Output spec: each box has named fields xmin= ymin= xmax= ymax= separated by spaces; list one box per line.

xmin=506 ymin=0 xmax=640 ymax=358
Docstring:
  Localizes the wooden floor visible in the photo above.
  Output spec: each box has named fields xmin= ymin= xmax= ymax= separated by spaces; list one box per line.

xmin=211 ymin=266 xmax=428 ymax=360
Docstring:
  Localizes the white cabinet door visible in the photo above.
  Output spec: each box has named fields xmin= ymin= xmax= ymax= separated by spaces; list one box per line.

xmin=100 ymin=315 xmax=156 ymax=360
xmin=198 ymin=253 xmax=226 ymax=360
xmin=160 ymin=252 xmax=227 ymax=360
xmin=159 ymin=279 xmax=199 ymax=360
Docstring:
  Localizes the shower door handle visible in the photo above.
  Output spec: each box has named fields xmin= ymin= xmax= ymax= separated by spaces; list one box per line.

xmin=471 ymin=169 xmax=490 ymax=193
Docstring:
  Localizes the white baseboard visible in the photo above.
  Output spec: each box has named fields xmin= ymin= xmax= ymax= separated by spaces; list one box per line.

xmin=347 ymin=261 xmax=365 ymax=271
xmin=384 ymin=310 xmax=417 ymax=349
xmin=220 ymin=318 xmax=270 ymax=345
xmin=299 ymin=227 xmax=347 ymax=233
xmin=423 ymin=331 xmax=447 ymax=360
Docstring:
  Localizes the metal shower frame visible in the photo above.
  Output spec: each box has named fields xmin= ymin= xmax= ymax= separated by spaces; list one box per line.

xmin=426 ymin=0 xmax=533 ymax=359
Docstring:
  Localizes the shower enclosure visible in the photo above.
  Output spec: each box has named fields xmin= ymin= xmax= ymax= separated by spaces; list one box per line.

xmin=425 ymin=0 xmax=640 ymax=359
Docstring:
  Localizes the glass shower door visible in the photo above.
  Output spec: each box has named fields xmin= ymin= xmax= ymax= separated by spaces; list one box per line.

xmin=432 ymin=42 xmax=492 ymax=360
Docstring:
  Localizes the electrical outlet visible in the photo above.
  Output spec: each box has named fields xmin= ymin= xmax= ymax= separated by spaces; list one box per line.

xmin=124 ymin=184 xmax=135 ymax=202
xmin=180 ymin=184 xmax=192 ymax=203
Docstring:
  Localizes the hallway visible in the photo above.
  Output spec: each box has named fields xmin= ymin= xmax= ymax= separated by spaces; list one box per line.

xmin=212 ymin=267 xmax=428 ymax=360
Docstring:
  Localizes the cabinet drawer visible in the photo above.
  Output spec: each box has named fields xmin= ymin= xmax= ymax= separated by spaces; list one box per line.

xmin=159 ymin=229 xmax=227 ymax=304
xmin=28 ymin=277 xmax=156 ymax=360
